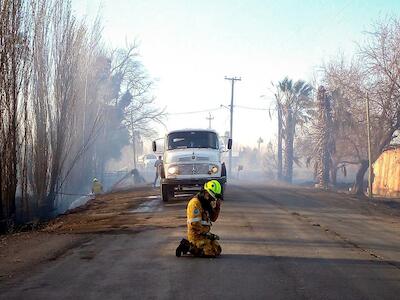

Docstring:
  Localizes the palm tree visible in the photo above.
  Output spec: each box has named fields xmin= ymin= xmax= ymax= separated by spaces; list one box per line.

xmin=276 ymin=77 xmax=313 ymax=183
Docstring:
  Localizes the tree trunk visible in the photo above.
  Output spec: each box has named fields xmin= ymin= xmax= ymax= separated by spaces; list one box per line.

xmin=0 ymin=159 xmax=5 ymax=233
xmin=352 ymin=160 xmax=369 ymax=195
xmin=284 ymin=113 xmax=294 ymax=183
xmin=277 ymin=105 xmax=283 ymax=180
xmin=351 ymin=129 xmax=396 ymax=196
xmin=132 ymin=132 xmax=137 ymax=169
xmin=331 ymin=166 xmax=337 ymax=187
xmin=316 ymin=86 xmax=332 ymax=189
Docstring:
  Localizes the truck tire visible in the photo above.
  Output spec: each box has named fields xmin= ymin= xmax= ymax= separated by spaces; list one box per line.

xmin=161 ymin=184 xmax=169 ymax=202
xmin=221 ymin=183 xmax=225 ymax=200
xmin=221 ymin=163 xmax=227 ymax=177
xmin=160 ymin=164 xmax=166 ymax=178
xmin=161 ymin=184 xmax=174 ymax=202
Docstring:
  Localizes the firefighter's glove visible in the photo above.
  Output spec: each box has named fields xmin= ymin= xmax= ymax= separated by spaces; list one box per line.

xmin=203 ymin=232 xmax=220 ymax=241
xmin=211 ymin=200 xmax=217 ymax=209
xmin=211 ymin=199 xmax=222 ymax=209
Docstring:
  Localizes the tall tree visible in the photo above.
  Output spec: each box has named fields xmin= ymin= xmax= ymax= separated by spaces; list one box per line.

xmin=271 ymin=84 xmax=284 ymax=180
xmin=0 ymin=0 xmax=31 ymax=231
xmin=274 ymin=77 xmax=313 ymax=183
xmin=315 ymin=86 xmax=334 ymax=189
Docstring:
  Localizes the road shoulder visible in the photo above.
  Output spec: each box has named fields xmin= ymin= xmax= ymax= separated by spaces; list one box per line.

xmin=0 ymin=186 xmax=159 ymax=281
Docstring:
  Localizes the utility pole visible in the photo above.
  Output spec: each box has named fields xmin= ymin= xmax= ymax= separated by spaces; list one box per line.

xmin=366 ymin=94 xmax=373 ymax=198
xmin=257 ymin=137 xmax=264 ymax=152
xmin=206 ymin=112 xmax=214 ymax=129
xmin=225 ymin=76 xmax=241 ymax=177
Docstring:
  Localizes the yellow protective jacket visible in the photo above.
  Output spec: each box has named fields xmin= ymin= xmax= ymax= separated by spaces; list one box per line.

xmin=92 ymin=181 xmax=103 ymax=194
xmin=186 ymin=196 xmax=220 ymax=242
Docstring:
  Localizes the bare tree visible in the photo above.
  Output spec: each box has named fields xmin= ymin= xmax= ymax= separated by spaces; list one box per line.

xmin=27 ymin=0 xmax=105 ymax=218
xmin=0 ymin=0 xmax=168 ymax=228
xmin=110 ymin=44 xmax=165 ymax=168
xmin=0 ymin=0 xmax=31 ymax=231
xmin=29 ymin=0 xmax=51 ymax=218
xmin=320 ymin=18 xmax=400 ymax=195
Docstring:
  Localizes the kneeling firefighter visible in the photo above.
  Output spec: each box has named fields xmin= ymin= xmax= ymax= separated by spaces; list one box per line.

xmin=176 ymin=180 xmax=222 ymax=257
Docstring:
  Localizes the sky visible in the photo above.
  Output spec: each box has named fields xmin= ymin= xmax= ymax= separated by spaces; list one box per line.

xmin=72 ymin=0 xmax=400 ymax=149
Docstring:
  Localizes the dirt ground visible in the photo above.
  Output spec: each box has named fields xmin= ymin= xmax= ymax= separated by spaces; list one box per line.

xmin=45 ymin=186 xmax=158 ymax=233
xmin=0 ymin=186 xmax=161 ymax=280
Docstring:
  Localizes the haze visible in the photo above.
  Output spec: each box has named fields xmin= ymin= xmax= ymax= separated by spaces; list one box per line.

xmin=72 ymin=0 xmax=400 ymax=147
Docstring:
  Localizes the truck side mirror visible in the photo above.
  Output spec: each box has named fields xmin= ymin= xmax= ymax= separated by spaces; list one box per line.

xmin=227 ymin=138 xmax=232 ymax=150
xmin=152 ymin=141 xmax=157 ymax=152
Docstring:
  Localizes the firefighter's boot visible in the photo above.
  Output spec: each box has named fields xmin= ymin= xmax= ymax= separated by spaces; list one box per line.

xmin=176 ymin=239 xmax=191 ymax=257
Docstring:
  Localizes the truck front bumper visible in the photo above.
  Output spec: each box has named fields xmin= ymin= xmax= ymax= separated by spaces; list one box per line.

xmin=161 ymin=177 xmax=227 ymax=186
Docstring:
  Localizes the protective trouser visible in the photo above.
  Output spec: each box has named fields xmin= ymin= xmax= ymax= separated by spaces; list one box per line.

xmin=190 ymin=238 xmax=221 ymax=257
xmin=176 ymin=238 xmax=221 ymax=257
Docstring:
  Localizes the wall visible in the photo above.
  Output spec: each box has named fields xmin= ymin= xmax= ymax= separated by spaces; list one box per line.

xmin=373 ymin=147 xmax=400 ymax=198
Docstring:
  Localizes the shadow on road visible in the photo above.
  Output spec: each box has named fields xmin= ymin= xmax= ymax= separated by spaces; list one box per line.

xmin=219 ymin=254 xmax=400 ymax=268
xmin=220 ymin=237 xmax=400 ymax=253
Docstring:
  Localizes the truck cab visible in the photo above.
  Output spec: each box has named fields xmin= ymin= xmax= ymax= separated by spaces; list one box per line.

xmin=153 ymin=129 xmax=232 ymax=202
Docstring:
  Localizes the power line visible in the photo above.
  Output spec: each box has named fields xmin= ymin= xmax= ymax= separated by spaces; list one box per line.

xmin=236 ymin=104 xmax=319 ymax=112
xmin=235 ymin=105 xmax=270 ymax=111
xmin=167 ymin=107 xmax=222 ymax=115
xmin=167 ymin=102 xmax=320 ymax=116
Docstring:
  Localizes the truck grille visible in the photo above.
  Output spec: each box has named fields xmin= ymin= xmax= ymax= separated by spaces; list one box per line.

xmin=178 ymin=156 xmax=209 ymax=162
xmin=179 ymin=163 xmax=209 ymax=175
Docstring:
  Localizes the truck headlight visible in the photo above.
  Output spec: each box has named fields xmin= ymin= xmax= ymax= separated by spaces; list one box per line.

xmin=210 ymin=165 xmax=219 ymax=174
xmin=168 ymin=166 xmax=178 ymax=175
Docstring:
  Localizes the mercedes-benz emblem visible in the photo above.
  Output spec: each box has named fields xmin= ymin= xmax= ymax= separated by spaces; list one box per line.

xmin=192 ymin=164 xmax=197 ymax=174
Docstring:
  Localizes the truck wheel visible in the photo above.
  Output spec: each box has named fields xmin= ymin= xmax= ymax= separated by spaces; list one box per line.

xmin=221 ymin=183 xmax=225 ymax=200
xmin=221 ymin=163 xmax=226 ymax=177
xmin=160 ymin=165 xmax=166 ymax=178
xmin=161 ymin=184 xmax=169 ymax=202
xmin=168 ymin=185 xmax=175 ymax=199
xmin=161 ymin=184 xmax=174 ymax=202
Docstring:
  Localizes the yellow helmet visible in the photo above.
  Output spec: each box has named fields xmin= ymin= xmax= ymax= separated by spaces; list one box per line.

xmin=204 ymin=180 xmax=222 ymax=199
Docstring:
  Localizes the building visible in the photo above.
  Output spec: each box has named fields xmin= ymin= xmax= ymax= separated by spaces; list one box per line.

xmin=373 ymin=145 xmax=400 ymax=198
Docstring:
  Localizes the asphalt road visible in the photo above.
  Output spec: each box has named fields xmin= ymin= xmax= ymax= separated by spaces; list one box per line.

xmin=2 ymin=184 xmax=400 ymax=300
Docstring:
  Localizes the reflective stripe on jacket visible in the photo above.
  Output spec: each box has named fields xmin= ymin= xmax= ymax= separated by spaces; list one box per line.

xmin=187 ymin=197 xmax=211 ymax=241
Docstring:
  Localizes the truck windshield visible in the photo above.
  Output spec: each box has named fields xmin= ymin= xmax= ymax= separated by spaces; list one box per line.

xmin=167 ymin=131 xmax=219 ymax=150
